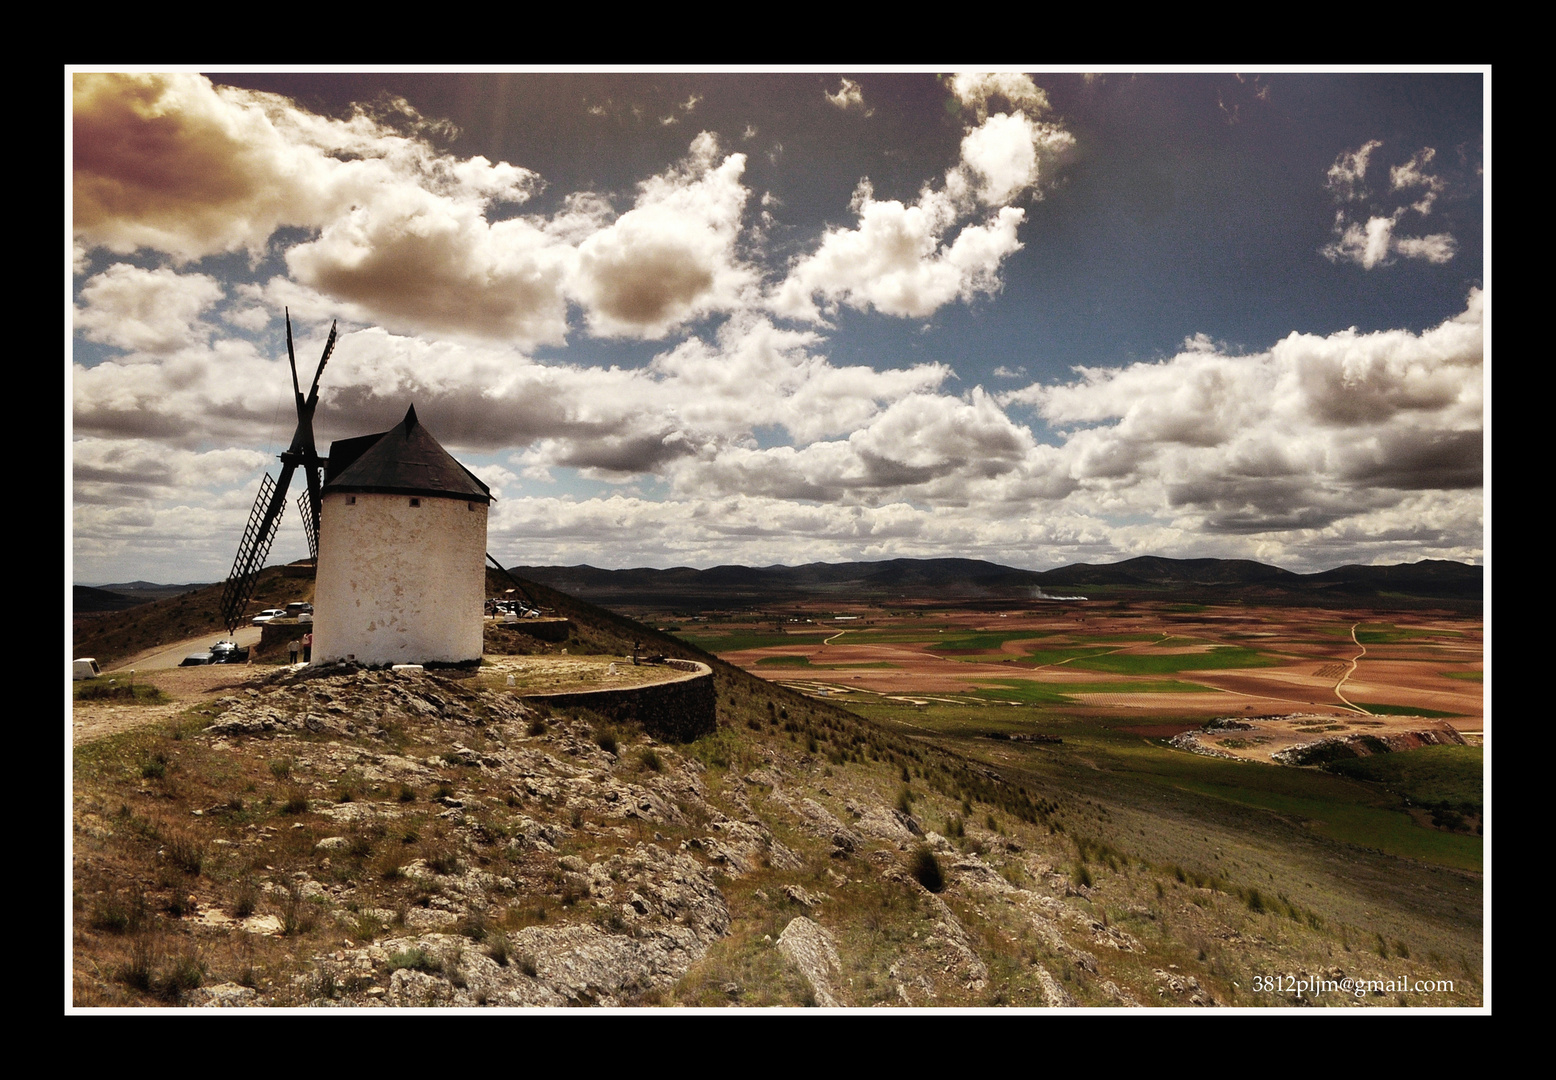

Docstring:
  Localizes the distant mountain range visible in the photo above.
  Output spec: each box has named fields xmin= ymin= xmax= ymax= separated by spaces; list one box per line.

xmin=506 ymin=556 xmax=1482 ymax=612
xmin=73 ymin=580 xmax=206 ymax=614
xmin=75 ymin=556 xmax=1482 ymax=616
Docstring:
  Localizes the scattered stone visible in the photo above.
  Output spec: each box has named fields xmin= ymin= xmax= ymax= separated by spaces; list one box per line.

xmin=186 ymin=982 xmax=258 ymax=1007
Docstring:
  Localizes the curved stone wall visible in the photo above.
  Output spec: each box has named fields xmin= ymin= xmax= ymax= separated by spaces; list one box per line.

xmin=524 ymin=660 xmax=716 ymax=743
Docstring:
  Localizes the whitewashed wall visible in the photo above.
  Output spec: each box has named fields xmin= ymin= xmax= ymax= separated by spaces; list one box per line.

xmin=312 ymin=492 xmax=487 ymax=666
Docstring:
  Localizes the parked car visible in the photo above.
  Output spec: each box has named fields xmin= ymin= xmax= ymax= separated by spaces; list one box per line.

xmin=284 ymin=602 xmax=313 ymax=616
xmin=181 ymin=640 xmax=249 ymax=666
xmin=210 ymin=640 xmax=249 ymax=663
xmin=73 ymin=658 xmax=101 ymax=680
xmin=252 ymin=609 xmax=287 ymax=625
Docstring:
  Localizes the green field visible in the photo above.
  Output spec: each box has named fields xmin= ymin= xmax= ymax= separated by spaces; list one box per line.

xmin=753 ymin=656 xmax=899 ymax=669
xmin=1067 ymin=645 xmax=1281 ymax=675
xmin=927 ymin=630 xmax=1059 ymax=654
xmin=1022 ymin=645 xmax=1126 ymax=666
xmin=1441 ymin=671 xmax=1483 ymax=682
xmin=676 ymin=630 xmax=830 ymax=652
xmin=1353 ymin=703 xmax=1463 ymax=718
xmin=972 ymin=678 xmax=1218 ymax=704
xmin=1356 ymin=623 xmax=1465 ymax=644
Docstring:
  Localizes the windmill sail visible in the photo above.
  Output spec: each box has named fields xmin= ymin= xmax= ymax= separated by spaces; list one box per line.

xmin=219 ymin=472 xmax=283 ymax=631
xmin=298 ymin=483 xmax=321 ymax=561
xmin=217 ymin=310 xmax=336 ymax=632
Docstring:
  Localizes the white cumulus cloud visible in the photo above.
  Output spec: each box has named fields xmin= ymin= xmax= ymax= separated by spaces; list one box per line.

xmin=1321 ymin=140 xmax=1456 ymax=269
xmin=75 ymin=264 xmax=225 ymax=354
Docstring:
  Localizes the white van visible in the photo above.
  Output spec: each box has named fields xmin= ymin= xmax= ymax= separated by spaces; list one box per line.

xmin=73 ymin=658 xmax=101 ymax=680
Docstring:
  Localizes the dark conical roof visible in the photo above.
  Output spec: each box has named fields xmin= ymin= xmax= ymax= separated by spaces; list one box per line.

xmin=323 ymin=405 xmax=491 ymax=503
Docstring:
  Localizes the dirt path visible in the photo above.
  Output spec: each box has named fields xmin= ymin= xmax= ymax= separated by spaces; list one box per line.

xmin=70 ymin=666 xmax=267 ymax=746
xmin=1334 ymin=623 xmax=1368 ymax=714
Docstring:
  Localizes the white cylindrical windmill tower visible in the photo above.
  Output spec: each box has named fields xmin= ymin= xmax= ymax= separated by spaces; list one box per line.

xmin=311 ymin=405 xmax=491 ymax=667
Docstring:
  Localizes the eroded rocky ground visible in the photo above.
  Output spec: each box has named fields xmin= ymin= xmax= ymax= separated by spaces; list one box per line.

xmin=72 ymin=664 xmax=1482 ymax=1008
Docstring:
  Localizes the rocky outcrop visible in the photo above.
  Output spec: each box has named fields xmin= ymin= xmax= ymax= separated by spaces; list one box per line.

xmin=778 ymin=917 xmax=844 ymax=1006
xmin=1273 ymin=725 xmax=1467 ymax=765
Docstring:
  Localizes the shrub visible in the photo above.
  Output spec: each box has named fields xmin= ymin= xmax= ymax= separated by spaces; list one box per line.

xmin=638 ymin=748 xmax=663 ymax=773
xmin=910 ymin=846 xmax=945 ymax=893
xmin=1246 ymin=888 xmax=1266 ymax=914
xmin=279 ymin=789 xmax=309 ymax=815
xmin=279 ymin=878 xmax=315 ymax=936
xmin=231 ymin=877 xmax=258 ymax=919
xmin=75 ymin=681 xmax=168 ymax=704
xmin=140 ymin=753 xmax=168 ymax=780
xmin=352 ymin=911 xmax=385 ymax=940
xmin=458 ymin=909 xmax=491 ymax=941
xmin=269 ymin=757 xmax=293 ymax=780
xmin=895 ymin=786 xmax=914 ymax=814
xmin=387 ymin=947 xmax=438 ymax=974
xmin=441 ymin=951 xmax=468 ymax=988
xmin=119 ymin=934 xmax=156 ymax=992
xmin=91 ymin=891 xmax=148 ymax=934
xmin=424 ymin=844 xmax=461 ymax=876
xmin=595 ymin=728 xmax=619 ymax=755
xmin=163 ymin=830 xmax=205 ymax=876
xmin=486 ymin=930 xmax=513 ymax=967
xmin=158 ymin=951 xmax=205 ymax=1002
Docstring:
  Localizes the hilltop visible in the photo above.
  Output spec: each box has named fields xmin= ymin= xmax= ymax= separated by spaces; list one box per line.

xmin=70 ymin=569 xmax=1482 ymax=1008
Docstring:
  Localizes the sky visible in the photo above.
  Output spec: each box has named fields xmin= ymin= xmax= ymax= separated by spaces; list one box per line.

xmin=69 ymin=69 xmax=1487 ymax=585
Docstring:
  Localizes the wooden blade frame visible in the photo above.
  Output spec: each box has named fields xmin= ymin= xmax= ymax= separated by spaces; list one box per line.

xmin=218 ymin=310 xmax=336 ymax=631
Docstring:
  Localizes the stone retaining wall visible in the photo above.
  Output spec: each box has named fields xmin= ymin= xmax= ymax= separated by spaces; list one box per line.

xmin=524 ymin=660 xmax=716 ymax=743
xmin=500 ymin=617 xmax=572 ymax=642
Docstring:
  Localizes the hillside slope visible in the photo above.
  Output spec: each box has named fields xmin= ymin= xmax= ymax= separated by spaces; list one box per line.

xmin=71 ymin=575 xmax=1482 ymax=1008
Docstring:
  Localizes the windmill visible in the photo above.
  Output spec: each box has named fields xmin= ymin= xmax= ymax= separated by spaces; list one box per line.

xmin=218 ymin=310 xmax=336 ymax=632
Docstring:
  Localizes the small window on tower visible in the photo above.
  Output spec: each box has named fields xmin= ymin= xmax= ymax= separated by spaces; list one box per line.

xmin=468 ymin=502 xmax=477 ymax=511
xmin=346 ymin=496 xmax=356 ymax=505
xmin=409 ymin=498 xmax=421 ymax=507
